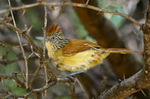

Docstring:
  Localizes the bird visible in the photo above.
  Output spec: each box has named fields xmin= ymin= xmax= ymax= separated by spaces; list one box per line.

xmin=37 ymin=25 xmax=140 ymax=74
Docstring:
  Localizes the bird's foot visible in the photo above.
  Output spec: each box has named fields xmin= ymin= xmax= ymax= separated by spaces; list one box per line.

xmin=66 ymin=76 xmax=76 ymax=82
xmin=64 ymin=70 xmax=85 ymax=78
xmin=63 ymin=70 xmax=85 ymax=83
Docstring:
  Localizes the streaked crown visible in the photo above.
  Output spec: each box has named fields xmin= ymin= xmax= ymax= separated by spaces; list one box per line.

xmin=47 ymin=25 xmax=61 ymax=36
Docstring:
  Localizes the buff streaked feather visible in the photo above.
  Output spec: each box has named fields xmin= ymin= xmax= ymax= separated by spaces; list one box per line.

xmin=47 ymin=25 xmax=61 ymax=36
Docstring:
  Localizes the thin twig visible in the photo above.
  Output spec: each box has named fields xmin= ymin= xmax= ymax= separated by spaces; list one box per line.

xmin=86 ymin=0 xmax=89 ymax=5
xmin=0 ymin=73 xmax=26 ymax=89
xmin=43 ymin=6 xmax=47 ymax=59
xmin=49 ymin=0 xmax=66 ymax=26
xmin=3 ymin=77 xmax=71 ymax=99
xmin=0 ymin=55 xmax=37 ymax=66
xmin=3 ymin=81 xmax=56 ymax=99
xmin=43 ymin=5 xmax=48 ymax=99
xmin=76 ymin=78 xmax=88 ymax=98
xmin=7 ymin=0 xmax=28 ymax=89
xmin=44 ymin=63 xmax=56 ymax=81
xmin=70 ymin=82 xmax=76 ymax=99
xmin=29 ymin=64 xmax=43 ymax=88
xmin=0 ymin=22 xmax=23 ymax=33
xmin=0 ymin=2 xmax=142 ymax=28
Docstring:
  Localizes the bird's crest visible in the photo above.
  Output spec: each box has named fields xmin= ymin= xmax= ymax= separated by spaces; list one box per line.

xmin=47 ymin=25 xmax=61 ymax=36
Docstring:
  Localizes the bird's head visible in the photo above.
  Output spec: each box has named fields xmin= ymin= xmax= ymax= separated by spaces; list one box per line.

xmin=46 ymin=25 xmax=64 ymax=43
xmin=36 ymin=25 xmax=69 ymax=50
xmin=46 ymin=25 xmax=69 ymax=50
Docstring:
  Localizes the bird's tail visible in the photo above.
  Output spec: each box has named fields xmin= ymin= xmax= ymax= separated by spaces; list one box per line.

xmin=98 ymin=48 xmax=142 ymax=55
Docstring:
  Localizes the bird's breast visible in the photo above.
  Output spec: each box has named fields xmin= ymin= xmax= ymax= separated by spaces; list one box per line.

xmin=52 ymin=50 xmax=110 ymax=72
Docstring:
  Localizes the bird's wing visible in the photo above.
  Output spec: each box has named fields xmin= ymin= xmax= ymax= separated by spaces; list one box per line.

xmin=61 ymin=39 xmax=141 ymax=55
xmin=62 ymin=39 xmax=101 ymax=55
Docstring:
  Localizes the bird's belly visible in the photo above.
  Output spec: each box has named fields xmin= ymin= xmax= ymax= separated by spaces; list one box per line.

xmin=53 ymin=50 xmax=110 ymax=72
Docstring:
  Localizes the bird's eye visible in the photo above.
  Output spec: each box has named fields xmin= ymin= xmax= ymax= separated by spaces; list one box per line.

xmin=51 ymin=37 xmax=55 ymax=40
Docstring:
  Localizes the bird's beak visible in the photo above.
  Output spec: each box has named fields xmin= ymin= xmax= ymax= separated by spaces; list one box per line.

xmin=36 ymin=36 xmax=44 ymax=41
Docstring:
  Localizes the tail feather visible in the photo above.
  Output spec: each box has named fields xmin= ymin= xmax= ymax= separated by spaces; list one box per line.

xmin=98 ymin=48 xmax=142 ymax=55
